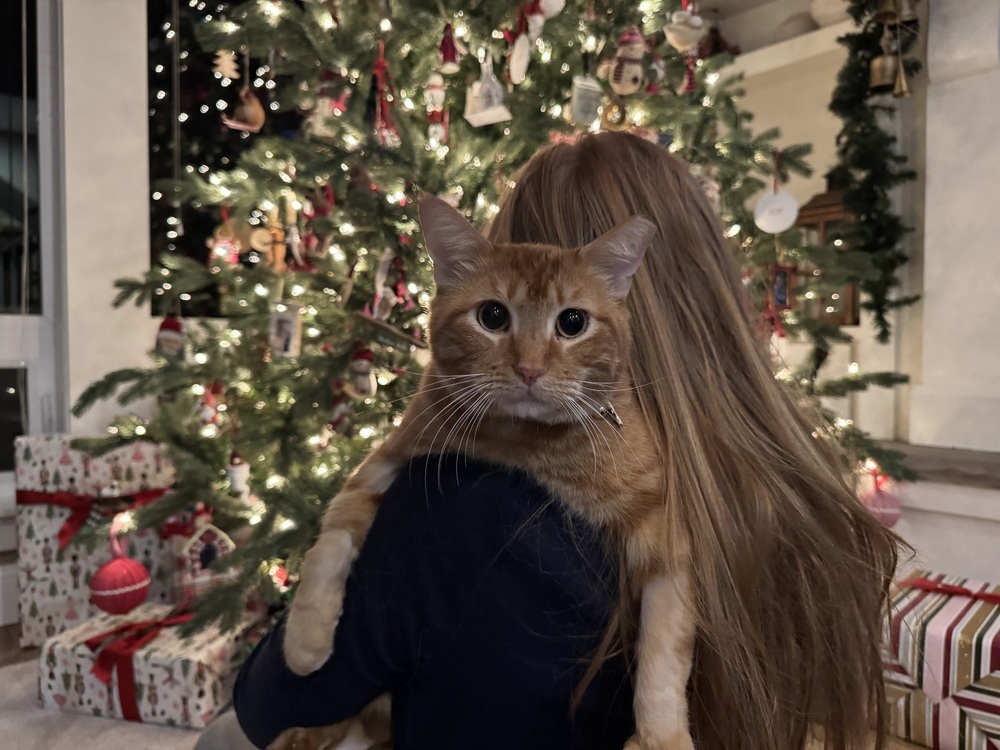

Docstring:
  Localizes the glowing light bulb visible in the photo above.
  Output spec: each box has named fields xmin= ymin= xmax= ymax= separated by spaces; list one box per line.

xmin=193 ymin=352 xmax=209 ymax=364
xmin=134 ymin=425 xmax=147 ymax=436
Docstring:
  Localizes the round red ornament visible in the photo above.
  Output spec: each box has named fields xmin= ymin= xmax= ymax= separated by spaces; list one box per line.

xmin=860 ymin=470 xmax=901 ymax=529
xmin=89 ymin=514 xmax=151 ymax=615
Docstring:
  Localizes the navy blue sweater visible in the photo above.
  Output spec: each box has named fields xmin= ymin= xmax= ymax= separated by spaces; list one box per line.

xmin=234 ymin=455 xmax=634 ymax=749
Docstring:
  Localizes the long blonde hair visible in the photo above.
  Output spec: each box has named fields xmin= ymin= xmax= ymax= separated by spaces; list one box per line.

xmin=487 ymin=132 xmax=898 ymax=750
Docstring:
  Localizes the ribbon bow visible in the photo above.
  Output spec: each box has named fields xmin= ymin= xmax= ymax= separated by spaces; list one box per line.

xmin=900 ymin=577 xmax=1000 ymax=607
xmin=16 ymin=487 xmax=169 ymax=550
xmin=85 ymin=607 xmax=194 ymax=721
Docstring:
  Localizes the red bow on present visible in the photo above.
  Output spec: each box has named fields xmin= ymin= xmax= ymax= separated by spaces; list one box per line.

xmin=16 ymin=487 xmax=169 ymax=550
xmin=900 ymin=577 xmax=1000 ymax=607
xmin=84 ymin=607 xmax=194 ymax=722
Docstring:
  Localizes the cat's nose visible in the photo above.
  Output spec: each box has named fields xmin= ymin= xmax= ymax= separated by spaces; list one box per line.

xmin=516 ymin=364 xmax=545 ymax=387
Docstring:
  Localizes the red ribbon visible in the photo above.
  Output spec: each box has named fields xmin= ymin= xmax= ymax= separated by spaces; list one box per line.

xmin=84 ymin=607 xmax=194 ymax=722
xmin=900 ymin=577 xmax=1000 ymax=607
xmin=16 ymin=488 xmax=169 ymax=550
xmin=758 ymin=297 xmax=785 ymax=339
xmin=503 ymin=5 xmax=529 ymax=43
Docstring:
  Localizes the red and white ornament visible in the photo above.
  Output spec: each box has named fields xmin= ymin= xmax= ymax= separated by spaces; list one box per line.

xmin=599 ymin=27 xmax=646 ymax=96
xmin=665 ymin=9 xmax=707 ymax=53
xmin=526 ymin=1 xmax=546 ymax=42
xmin=156 ymin=316 xmax=185 ymax=358
xmin=227 ymin=451 xmax=252 ymax=507
xmin=89 ymin=513 xmax=151 ymax=615
xmin=439 ymin=23 xmax=462 ymax=74
xmin=345 ymin=346 xmax=377 ymax=400
xmin=860 ymin=470 xmax=901 ymax=529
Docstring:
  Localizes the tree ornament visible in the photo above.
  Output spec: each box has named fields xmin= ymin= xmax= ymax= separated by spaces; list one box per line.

xmin=221 ymin=87 xmax=266 ymax=133
xmin=665 ymin=10 xmax=707 ymax=53
xmin=600 ymin=101 xmax=628 ymax=131
xmin=423 ymin=73 xmax=445 ymax=110
xmin=268 ymin=303 xmax=303 ymax=358
xmin=344 ymin=345 xmax=377 ymax=400
xmin=155 ymin=316 xmax=185 ymax=359
xmin=598 ymin=27 xmax=645 ymax=97
xmin=526 ymin=2 xmax=546 ymax=42
xmin=504 ymin=7 xmax=532 ymax=85
xmin=754 ymin=152 xmax=799 ymax=233
xmin=646 ymin=54 xmax=667 ymax=94
xmin=860 ymin=469 xmax=901 ymax=529
xmin=368 ymin=42 xmax=401 ymax=148
xmin=538 ymin=0 xmax=565 ymax=18
xmin=463 ymin=55 xmax=512 ymax=127
xmin=439 ymin=23 xmax=462 ymax=74
xmin=754 ymin=192 xmax=799 ymax=234
xmin=328 ymin=390 xmax=355 ymax=436
xmin=570 ymin=71 xmax=602 ymax=125
xmin=89 ymin=514 xmax=151 ymax=615
xmin=213 ymin=50 xmax=240 ymax=80
xmin=227 ymin=451 xmax=252 ymax=507
xmin=424 ymin=73 xmax=449 ymax=145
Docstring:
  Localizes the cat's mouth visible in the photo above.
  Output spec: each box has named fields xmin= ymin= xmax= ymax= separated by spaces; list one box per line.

xmin=490 ymin=385 xmax=571 ymax=424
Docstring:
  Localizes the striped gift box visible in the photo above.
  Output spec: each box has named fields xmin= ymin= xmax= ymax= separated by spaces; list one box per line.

xmin=884 ymin=572 xmax=1000 ymax=749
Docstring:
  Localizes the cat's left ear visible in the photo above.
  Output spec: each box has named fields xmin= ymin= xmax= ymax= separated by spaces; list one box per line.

xmin=581 ymin=217 xmax=656 ymax=299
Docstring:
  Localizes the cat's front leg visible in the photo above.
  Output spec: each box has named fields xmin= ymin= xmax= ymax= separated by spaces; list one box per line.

xmin=625 ymin=570 xmax=696 ymax=750
xmin=283 ymin=456 xmax=402 ymax=676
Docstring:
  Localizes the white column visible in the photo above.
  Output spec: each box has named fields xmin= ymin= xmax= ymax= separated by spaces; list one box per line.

xmin=908 ymin=0 xmax=1000 ymax=451
xmin=60 ymin=0 xmax=159 ymax=435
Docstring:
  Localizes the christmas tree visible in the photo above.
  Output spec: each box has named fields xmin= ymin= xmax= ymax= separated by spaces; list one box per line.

xmin=73 ymin=0 xmax=911 ymax=631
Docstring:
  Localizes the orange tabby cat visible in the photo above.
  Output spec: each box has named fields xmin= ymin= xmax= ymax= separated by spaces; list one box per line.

xmin=283 ymin=195 xmax=694 ymax=750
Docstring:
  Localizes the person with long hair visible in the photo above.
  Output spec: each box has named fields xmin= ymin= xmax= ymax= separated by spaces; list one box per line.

xmin=221 ymin=131 xmax=899 ymax=750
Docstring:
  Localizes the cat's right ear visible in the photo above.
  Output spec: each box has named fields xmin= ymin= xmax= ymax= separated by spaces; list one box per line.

xmin=419 ymin=195 xmax=491 ymax=289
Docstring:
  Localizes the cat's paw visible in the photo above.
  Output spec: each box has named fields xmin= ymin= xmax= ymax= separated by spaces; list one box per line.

xmin=623 ymin=733 xmax=695 ymax=750
xmin=282 ymin=529 xmax=355 ymax=675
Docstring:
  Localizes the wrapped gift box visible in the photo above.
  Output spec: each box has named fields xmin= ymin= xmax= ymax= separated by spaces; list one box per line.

xmin=14 ymin=435 xmax=176 ymax=647
xmin=884 ymin=572 xmax=1000 ymax=749
xmin=39 ymin=602 xmax=261 ymax=729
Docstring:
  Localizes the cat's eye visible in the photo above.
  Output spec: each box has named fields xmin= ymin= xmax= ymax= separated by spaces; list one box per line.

xmin=556 ymin=309 xmax=588 ymax=338
xmin=477 ymin=301 xmax=510 ymax=332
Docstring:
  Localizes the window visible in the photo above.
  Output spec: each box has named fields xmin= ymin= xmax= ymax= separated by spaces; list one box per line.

xmin=0 ymin=0 xmax=41 ymax=315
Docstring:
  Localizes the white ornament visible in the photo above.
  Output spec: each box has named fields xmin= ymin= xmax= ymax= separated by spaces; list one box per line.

xmin=213 ymin=50 xmax=240 ymax=79
xmin=345 ymin=353 xmax=377 ymax=400
xmin=463 ymin=56 xmax=512 ymax=127
xmin=753 ymin=190 xmax=799 ymax=234
xmin=601 ymin=27 xmax=645 ymax=97
xmin=227 ymin=453 xmax=252 ymax=507
xmin=509 ymin=34 xmax=531 ymax=85
xmin=665 ymin=11 xmax=706 ymax=53
xmin=539 ymin=0 xmax=565 ymax=19
xmin=570 ymin=74 xmax=603 ymax=125
xmin=527 ymin=11 xmax=545 ymax=43
xmin=424 ymin=73 xmax=446 ymax=110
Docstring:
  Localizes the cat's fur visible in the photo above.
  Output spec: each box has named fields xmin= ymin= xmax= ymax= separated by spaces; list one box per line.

xmin=281 ymin=195 xmax=694 ymax=750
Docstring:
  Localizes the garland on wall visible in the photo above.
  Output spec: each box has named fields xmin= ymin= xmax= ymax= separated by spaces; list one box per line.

xmin=830 ymin=0 xmax=922 ymax=342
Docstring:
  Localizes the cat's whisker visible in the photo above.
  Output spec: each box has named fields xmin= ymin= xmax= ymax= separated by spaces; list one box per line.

xmin=559 ymin=397 xmax=601 ymax=481
xmin=464 ymin=394 xmax=495 ymax=469
xmin=438 ymin=388 xmax=493 ymax=489
xmin=419 ymin=383 xmax=494 ymax=495
xmin=368 ymin=379 xmax=487 ymax=410
xmin=452 ymin=389 xmax=495 ymax=483
xmin=457 ymin=389 xmax=495 ymax=469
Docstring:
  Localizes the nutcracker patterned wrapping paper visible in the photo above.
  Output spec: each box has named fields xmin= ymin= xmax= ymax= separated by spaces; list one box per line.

xmin=14 ymin=435 xmax=177 ymax=647
xmin=884 ymin=572 xmax=1000 ymax=749
xmin=38 ymin=603 xmax=262 ymax=729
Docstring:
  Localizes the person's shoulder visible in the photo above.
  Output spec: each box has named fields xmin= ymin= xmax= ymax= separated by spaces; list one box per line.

xmin=373 ymin=454 xmax=548 ymax=535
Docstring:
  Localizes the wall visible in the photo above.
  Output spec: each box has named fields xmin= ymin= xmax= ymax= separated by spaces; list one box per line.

xmin=60 ymin=0 xmax=159 ymax=436
xmin=728 ymin=19 xmax=900 ymax=439
xmin=909 ymin=0 xmax=1000 ymax=452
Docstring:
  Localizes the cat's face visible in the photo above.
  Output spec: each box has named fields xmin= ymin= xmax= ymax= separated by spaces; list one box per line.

xmin=420 ymin=196 xmax=655 ymax=425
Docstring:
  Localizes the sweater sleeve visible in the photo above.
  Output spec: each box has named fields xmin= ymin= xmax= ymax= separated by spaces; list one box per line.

xmin=232 ymin=471 xmax=426 ymax=748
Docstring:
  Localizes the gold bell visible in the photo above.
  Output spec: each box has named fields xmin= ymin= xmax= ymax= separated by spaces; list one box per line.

xmin=895 ymin=0 xmax=918 ymax=24
xmin=893 ymin=62 xmax=911 ymax=98
xmin=873 ymin=0 xmax=899 ymax=24
xmin=869 ymin=52 xmax=898 ymax=93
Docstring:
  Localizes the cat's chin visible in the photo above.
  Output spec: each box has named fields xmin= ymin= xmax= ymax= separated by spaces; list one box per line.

xmin=492 ymin=399 xmax=571 ymax=425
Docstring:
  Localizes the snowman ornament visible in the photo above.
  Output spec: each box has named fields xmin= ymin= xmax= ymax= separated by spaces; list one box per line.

xmin=599 ymin=27 xmax=646 ymax=97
